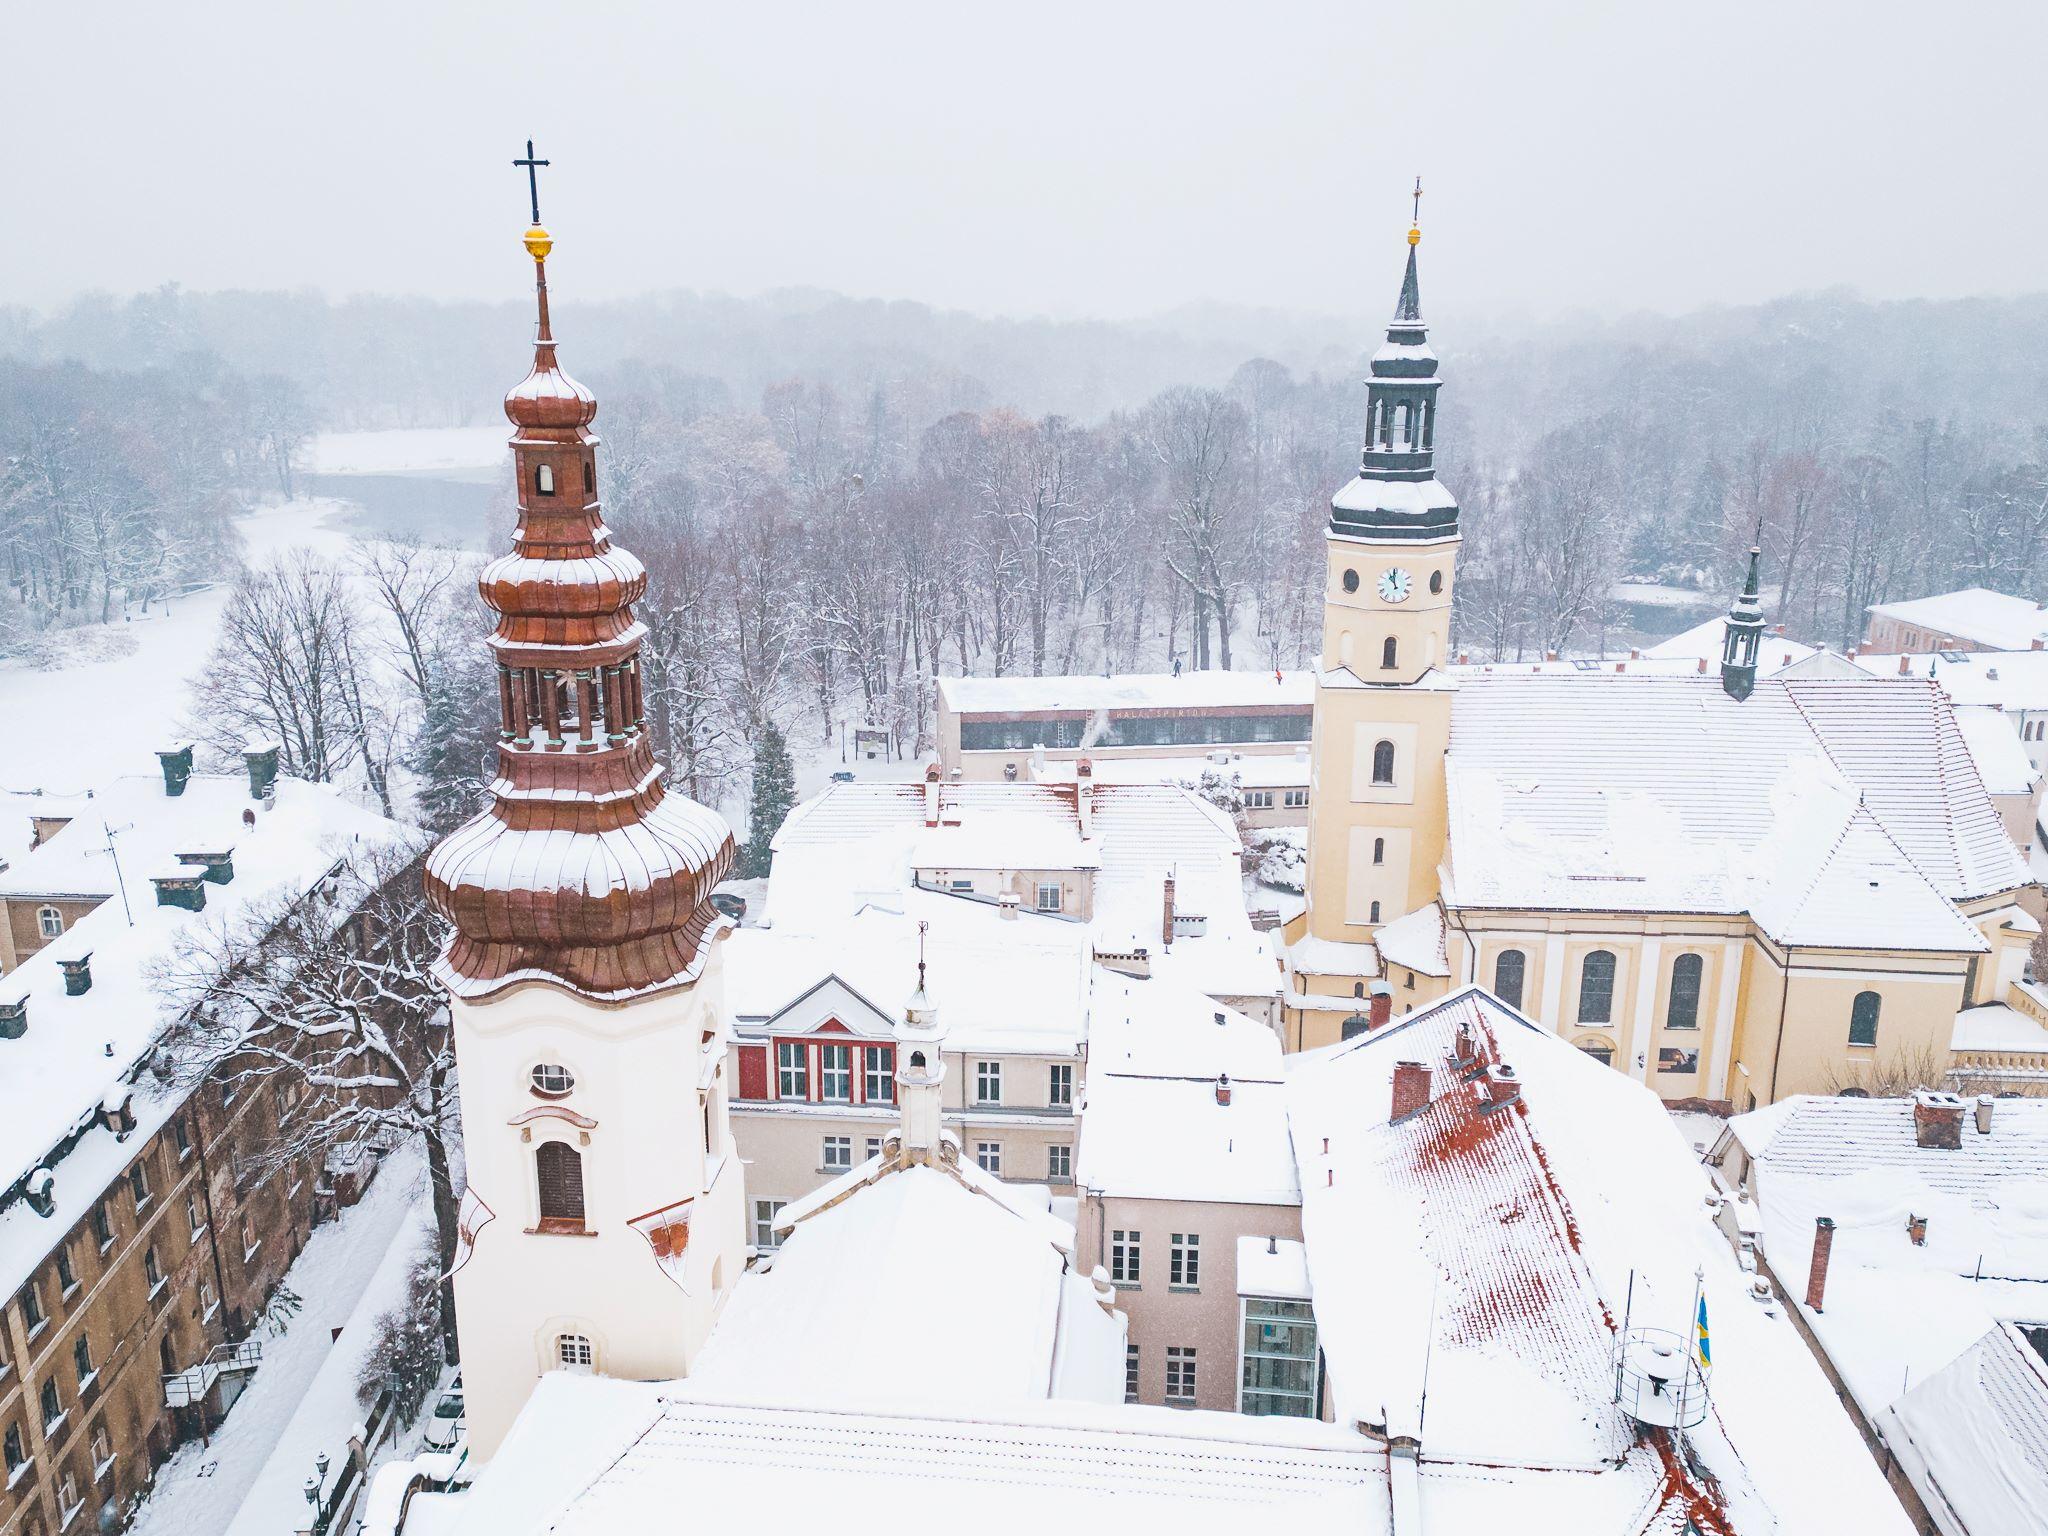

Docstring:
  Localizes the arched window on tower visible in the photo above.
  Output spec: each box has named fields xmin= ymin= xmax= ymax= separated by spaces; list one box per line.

xmin=1372 ymin=740 xmax=1396 ymax=785
xmin=1369 ymin=900 xmax=1381 ymax=923
xmin=556 ymin=1333 xmax=595 ymax=1373
xmin=534 ymin=462 xmax=556 ymax=496
xmin=1494 ymin=949 xmax=1526 ymax=1010
xmin=1396 ymin=401 xmax=1413 ymax=446
xmin=1667 ymin=953 xmax=1704 ymax=1029
xmin=1577 ymin=951 xmax=1617 ymax=1024
xmin=1422 ymin=399 xmax=1435 ymax=449
xmin=1372 ymin=837 xmax=1385 ymax=865
xmin=1382 ymin=636 xmax=1399 ymax=670
xmin=535 ymin=1141 xmax=585 ymax=1233
xmin=583 ymin=459 xmax=595 ymax=495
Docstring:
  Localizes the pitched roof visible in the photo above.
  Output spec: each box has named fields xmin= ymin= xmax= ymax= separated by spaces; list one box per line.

xmin=1868 ymin=588 xmax=2048 ymax=651
xmin=1882 ymin=1324 xmax=2048 ymax=1536
xmin=938 ymin=670 xmax=1312 ymax=717
xmin=1443 ymin=674 xmax=2027 ymax=942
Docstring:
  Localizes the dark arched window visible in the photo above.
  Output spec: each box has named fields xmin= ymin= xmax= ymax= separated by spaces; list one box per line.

xmin=535 ymin=1141 xmax=585 ymax=1231
xmin=534 ymin=462 xmax=556 ymax=496
xmin=1381 ymin=637 xmax=1399 ymax=670
xmin=1495 ymin=949 xmax=1526 ymax=1010
xmin=1429 ymin=570 xmax=1443 ymax=595
xmin=1369 ymin=900 xmax=1382 ymax=923
xmin=1372 ymin=740 xmax=1396 ymax=785
xmin=1342 ymin=568 xmax=1359 ymax=594
xmin=1577 ymin=950 xmax=1616 ymax=1024
xmin=1849 ymin=991 xmax=1881 ymax=1046
xmin=1667 ymin=953 xmax=1703 ymax=1029
xmin=583 ymin=459 xmax=595 ymax=494
xmin=1372 ymin=837 xmax=1385 ymax=865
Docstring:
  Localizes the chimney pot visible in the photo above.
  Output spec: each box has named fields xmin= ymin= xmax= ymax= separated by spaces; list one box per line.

xmin=1629 ymin=648 xmax=1641 ymax=660
xmin=155 ymin=742 xmax=195 ymax=798
xmin=1161 ymin=874 xmax=1177 ymax=951
xmin=1369 ymin=980 xmax=1393 ymax=1030
xmin=1481 ymin=1062 xmax=1521 ymax=1111
xmin=1974 ymin=1094 xmax=1995 ymax=1136
xmin=1898 ymin=655 xmax=1911 ymax=676
xmin=1452 ymin=1020 xmax=1478 ymax=1068
xmin=1615 ymin=662 xmax=1626 ymax=673
xmin=242 ymin=741 xmax=281 ymax=800
xmin=1913 ymin=1090 xmax=1965 ymax=1150
xmin=1906 ymin=1214 xmax=1928 ymax=1246
xmin=1696 ymin=657 xmax=1708 ymax=674
xmin=1214 ymin=1073 xmax=1232 ymax=1107
xmin=58 ymin=954 xmax=92 ymax=996
xmin=1391 ymin=1059 xmax=1432 ymax=1123
xmin=1806 ymin=1215 xmax=1836 ymax=1311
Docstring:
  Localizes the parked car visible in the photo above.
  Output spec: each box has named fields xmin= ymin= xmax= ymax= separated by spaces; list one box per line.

xmin=830 ymin=769 xmax=856 ymax=783
xmin=422 ymin=1375 xmax=465 ymax=1451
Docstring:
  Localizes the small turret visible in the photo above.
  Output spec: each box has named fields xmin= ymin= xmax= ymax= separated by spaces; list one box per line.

xmin=1721 ymin=543 xmax=1766 ymax=701
xmin=895 ymin=921 xmax=948 ymax=1158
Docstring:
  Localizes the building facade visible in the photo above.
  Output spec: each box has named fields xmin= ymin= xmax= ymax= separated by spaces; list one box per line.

xmin=425 ymin=215 xmax=745 ymax=1459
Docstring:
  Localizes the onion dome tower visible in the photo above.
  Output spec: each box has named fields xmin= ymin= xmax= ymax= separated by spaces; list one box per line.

xmin=424 ymin=217 xmax=735 ymax=998
xmin=431 ymin=156 xmax=744 ymax=1464
xmin=1720 ymin=541 xmax=1766 ymax=702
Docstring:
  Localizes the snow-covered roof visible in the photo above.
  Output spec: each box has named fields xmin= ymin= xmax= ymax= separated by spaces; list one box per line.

xmin=727 ymin=894 xmax=1092 ymax=1056
xmin=1868 ymin=587 xmax=2048 ymax=652
xmin=1286 ymin=986 xmax=1914 ymax=1535
xmin=1882 ymin=1323 xmax=2048 ymax=1536
xmin=939 ymin=669 xmax=1312 ymax=717
xmin=0 ymin=789 xmax=95 ymax=875
xmin=1855 ymin=647 xmax=2048 ymax=711
xmin=1953 ymin=1001 xmax=2048 ymax=1054
xmin=768 ymin=782 xmax=1276 ymax=1004
xmin=1329 ymin=475 xmax=1457 ymax=520
xmin=1032 ymin=752 xmax=1312 ymax=789
xmin=1727 ymin=1093 xmax=2048 ymax=1423
xmin=1955 ymin=703 xmax=2041 ymax=796
xmin=1371 ymin=903 xmax=1448 ymax=978
xmin=690 ymin=1151 xmax=1121 ymax=1409
xmin=1443 ymin=674 xmax=2028 ymax=942
xmin=1236 ymin=1235 xmax=1311 ymax=1300
xmin=0 ymin=774 xmax=413 ymax=1295
xmin=1077 ymin=975 xmax=1297 ymax=1206
xmin=910 ymin=812 xmax=1100 ymax=871
xmin=1643 ymin=616 xmax=1820 ymax=672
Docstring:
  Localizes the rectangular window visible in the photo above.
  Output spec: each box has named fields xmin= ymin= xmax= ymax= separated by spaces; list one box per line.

xmin=1282 ymin=788 xmax=1310 ymax=809
xmin=864 ymin=1046 xmax=895 ymax=1104
xmin=1110 ymin=1229 xmax=1141 ymax=1285
xmin=1048 ymin=1063 xmax=1073 ymax=1107
xmin=976 ymin=1142 xmax=1003 ymax=1176
xmin=1165 ymin=1346 xmax=1197 ymax=1404
xmin=776 ymin=1042 xmax=809 ymax=1100
xmin=90 ymin=1204 xmax=113 ymax=1251
xmin=240 ymin=1216 xmax=259 ymax=1261
xmin=173 ymin=1119 xmax=191 ymax=1159
xmin=1245 ymin=789 xmax=1275 ymax=810
xmin=129 ymin=1161 xmax=152 ymax=1208
xmin=55 ymin=1246 xmax=77 ymax=1296
xmin=1047 ymin=1144 xmax=1072 ymax=1182
xmin=144 ymin=1246 xmax=163 ymax=1294
xmin=752 ymin=1200 xmax=786 ymax=1250
xmin=1241 ymin=1297 xmax=1320 ymax=1417
xmin=949 ymin=878 xmax=973 ymax=893
xmin=4 ymin=1422 xmax=23 ymax=1473
xmin=200 ymin=1278 xmax=217 ymax=1321
xmin=21 ymin=1282 xmax=44 ymax=1333
xmin=1035 ymin=882 xmax=1062 ymax=913
xmin=1657 ymin=1048 xmax=1701 ymax=1075
xmin=821 ymin=1136 xmax=852 ymax=1172
xmin=1124 ymin=1345 xmax=1140 ymax=1403
xmin=864 ymin=1137 xmax=882 ymax=1160
xmin=818 ymin=1044 xmax=852 ymax=1103
xmin=40 ymin=1379 xmax=61 ymax=1430
xmin=976 ymin=1061 xmax=1002 ymax=1105
xmin=72 ymin=1337 xmax=93 ymax=1391
xmin=90 ymin=1422 xmax=111 ymax=1479
xmin=187 ymin=1195 xmax=205 ymax=1239
xmin=1170 ymin=1233 xmax=1201 ymax=1290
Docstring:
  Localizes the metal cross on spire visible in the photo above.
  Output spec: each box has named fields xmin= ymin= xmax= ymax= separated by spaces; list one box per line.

xmin=514 ymin=139 xmax=550 ymax=225
xmin=1411 ymin=175 xmax=1424 ymax=227
xmin=917 ymin=918 xmax=929 ymax=990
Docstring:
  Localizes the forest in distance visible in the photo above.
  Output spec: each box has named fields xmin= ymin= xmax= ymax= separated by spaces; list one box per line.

xmin=2 ymin=275 xmax=2047 ymax=822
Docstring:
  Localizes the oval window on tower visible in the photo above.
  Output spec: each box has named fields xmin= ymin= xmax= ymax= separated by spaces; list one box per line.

xmin=530 ymin=1063 xmax=575 ymax=1098
xmin=1429 ymin=570 xmax=1444 ymax=595
xmin=1342 ymin=569 xmax=1359 ymax=594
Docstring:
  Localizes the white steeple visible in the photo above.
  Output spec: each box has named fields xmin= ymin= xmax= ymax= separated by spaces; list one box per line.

xmin=895 ymin=921 xmax=948 ymax=1158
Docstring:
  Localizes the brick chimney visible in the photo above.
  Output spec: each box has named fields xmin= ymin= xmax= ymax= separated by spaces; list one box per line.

xmin=1161 ymin=874 xmax=1176 ymax=951
xmin=1805 ymin=1216 xmax=1836 ymax=1311
xmin=156 ymin=742 xmax=194 ymax=798
xmin=1391 ymin=1060 xmax=1432 ymax=1123
xmin=1214 ymin=1073 xmax=1232 ymax=1107
xmin=924 ymin=761 xmax=941 ymax=827
xmin=1897 ymin=655 xmax=1911 ymax=676
xmin=1913 ymin=1090 xmax=1965 ymax=1150
xmin=1975 ymin=1094 xmax=1996 ymax=1136
xmin=0 ymin=998 xmax=25 ymax=1040
xmin=1906 ymin=1214 xmax=1927 ymax=1247
xmin=2034 ymin=638 xmax=2044 ymax=652
xmin=1451 ymin=1020 xmax=1479 ymax=1070
xmin=58 ymin=954 xmax=92 ymax=996
xmin=1369 ymin=979 xmax=1393 ymax=1030
xmin=1480 ymin=1062 xmax=1521 ymax=1111
xmin=1695 ymin=657 xmax=1707 ymax=674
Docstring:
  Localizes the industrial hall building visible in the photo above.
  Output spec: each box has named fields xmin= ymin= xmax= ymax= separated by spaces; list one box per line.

xmin=1281 ymin=219 xmax=2037 ymax=1110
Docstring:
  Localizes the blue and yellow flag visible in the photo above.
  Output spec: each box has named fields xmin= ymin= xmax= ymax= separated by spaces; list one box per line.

xmin=1695 ymin=1294 xmax=1712 ymax=1369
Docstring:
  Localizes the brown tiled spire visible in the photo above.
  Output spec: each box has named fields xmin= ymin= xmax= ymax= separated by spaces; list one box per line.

xmin=424 ymin=205 xmax=734 ymax=1000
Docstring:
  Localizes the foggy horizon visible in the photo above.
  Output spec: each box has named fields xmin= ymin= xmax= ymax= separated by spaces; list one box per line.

xmin=10 ymin=0 xmax=2047 ymax=326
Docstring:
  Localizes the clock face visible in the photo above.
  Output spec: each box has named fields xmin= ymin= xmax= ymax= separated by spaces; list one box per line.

xmin=1377 ymin=567 xmax=1413 ymax=604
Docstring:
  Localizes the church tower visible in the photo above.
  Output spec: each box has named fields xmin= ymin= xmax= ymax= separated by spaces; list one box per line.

xmin=425 ymin=168 xmax=743 ymax=1458
xmin=1301 ymin=200 xmax=1460 ymax=964
xmin=1720 ymin=542 xmax=1765 ymax=700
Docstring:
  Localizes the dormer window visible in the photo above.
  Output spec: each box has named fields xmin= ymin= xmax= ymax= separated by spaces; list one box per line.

xmin=534 ymin=462 xmax=556 ymax=496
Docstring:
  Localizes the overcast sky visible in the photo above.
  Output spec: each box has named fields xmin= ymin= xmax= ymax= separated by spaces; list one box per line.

xmin=8 ymin=0 xmax=2044 ymax=324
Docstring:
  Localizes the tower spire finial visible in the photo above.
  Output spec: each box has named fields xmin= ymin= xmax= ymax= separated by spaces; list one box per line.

xmin=515 ymin=138 xmax=550 ymax=230
xmin=512 ymin=139 xmax=556 ymax=343
xmin=1409 ymin=175 xmax=1423 ymax=245
xmin=916 ymin=918 xmax=928 ymax=992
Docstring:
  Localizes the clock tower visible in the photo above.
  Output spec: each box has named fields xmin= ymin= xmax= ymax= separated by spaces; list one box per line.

xmin=1300 ymin=208 xmax=1460 ymax=968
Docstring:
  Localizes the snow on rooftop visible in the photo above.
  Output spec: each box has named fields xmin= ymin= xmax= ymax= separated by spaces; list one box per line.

xmin=1287 ymin=986 xmax=1913 ymax=1535
xmin=1078 ymin=975 xmax=1297 ymax=1206
xmin=1882 ymin=1323 xmax=2048 ymax=1536
xmin=1329 ymin=475 xmax=1457 ymax=519
xmin=1236 ymin=1235 xmax=1311 ymax=1300
xmin=1953 ymin=1001 xmax=2048 ymax=1054
xmin=1868 ymin=587 xmax=2048 ymax=651
xmin=690 ymin=1157 xmax=1121 ymax=1410
xmin=910 ymin=811 xmax=1101 ymax=872
xmin=1642 ymin=615 xmax=1820 ymax=672
xmin=1855 ymin=646 xmax=2048 ymax=710
xmin=0 ymin=777 xmax=412 ymax=1204
xmin=1443 ymin=674 xmax=2027 ymax=942
xmin=1370 ymin=903 xmax=1448 ymax=978
xmin=939 ymin=669 xmax=1311 ymax=717
xmin=1032 ymin=753 xmax=1311 ymax=789
xmin=1954 ymin=702 xmax=2041 ymax=796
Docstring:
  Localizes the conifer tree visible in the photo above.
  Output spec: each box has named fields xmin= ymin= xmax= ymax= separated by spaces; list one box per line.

xmin=739 ymin=722 xmax=795 ymax=877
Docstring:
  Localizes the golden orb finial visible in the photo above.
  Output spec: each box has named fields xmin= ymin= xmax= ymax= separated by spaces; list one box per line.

xmin=523 ymin=223 xmax=553 ymax=262
xmin=1408 ymin=226 xmax=1421 ymax=246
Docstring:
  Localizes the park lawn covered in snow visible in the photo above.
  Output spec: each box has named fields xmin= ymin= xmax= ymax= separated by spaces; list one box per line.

xmin=125 ymin=1143 xmax=433 ymax=1536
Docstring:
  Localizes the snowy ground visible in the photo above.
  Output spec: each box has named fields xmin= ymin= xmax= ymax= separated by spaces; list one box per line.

xmin=126 ymin=1143 xmax=432 ymax=1536
xmin=0 ymin=498 xmax=357 ymax=792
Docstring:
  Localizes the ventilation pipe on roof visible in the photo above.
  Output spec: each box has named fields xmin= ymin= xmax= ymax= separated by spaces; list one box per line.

xmin=923 ymin=762 xmax=941 ymax=827
xmin=58 ymin=954 xmax=91 ymax=996
xmin=1076 ymin=758 xmax=1093 ymax=838
xmin=1161 ymin=874 xmax=1176 ymax=951
xmin=1805 ymin=1216 xmax=1836 ymax=1312
xmin=1479 ymin=1062 xmax=1521 ymax=1112
xmin=1898 ymin=655 xmax=1912 ymax=676
xmin=1975 ymin=1094 xmax=1995 ymax=1136
xmin=1214 ymin=1073 xmax=1232 ymax=1107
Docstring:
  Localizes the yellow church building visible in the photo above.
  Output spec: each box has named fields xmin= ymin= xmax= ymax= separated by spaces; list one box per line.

xmin=1282 ymin=220 xmax=2037 ymax=1110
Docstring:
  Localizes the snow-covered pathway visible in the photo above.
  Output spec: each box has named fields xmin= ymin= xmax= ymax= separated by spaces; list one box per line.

xmin=126 ymin=1143 xmax=430 ymax=1536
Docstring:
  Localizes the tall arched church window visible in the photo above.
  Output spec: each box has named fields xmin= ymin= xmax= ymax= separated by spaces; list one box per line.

xmin=1494 ymin=949 xmax=1526 ymax=1010
xmin=534 ymin=462 xmax=556 ymax=496
xmin=535 ymin=1141 xmax=585 ymax=1232
xmin=1577 ymin=950 xmax=1617 ymax=1024
xmin=1381 ymin=637 xmax=1398 ymax=670
xmin=1848 ymin=991 xmax=1881 ymax=1047
xmin=1371 ymin=740 xmax=1396 ymax=785
xmin=1369 ymin=900 xmax=1382 ymax=923
xmin=1667 ymin=953 xmax=1704 ymax=1029
xmin=1372 ymin=837 xmax=1385 ymax=865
